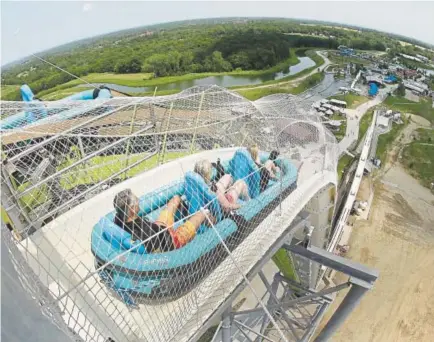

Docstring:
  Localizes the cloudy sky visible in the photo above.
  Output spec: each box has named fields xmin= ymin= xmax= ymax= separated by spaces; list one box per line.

xmin=2 ymin=1 xmax=434 ymax=65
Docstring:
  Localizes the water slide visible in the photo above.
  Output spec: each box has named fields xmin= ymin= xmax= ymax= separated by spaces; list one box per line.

xmin=2 ymin=88 xmax=340 ymax=341
xmin=0 ymin=84 xmax=112 ymax=130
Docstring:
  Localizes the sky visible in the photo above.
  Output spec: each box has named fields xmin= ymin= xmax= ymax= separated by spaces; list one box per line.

xmin=2 ymin=1 xmax=434 ymax=65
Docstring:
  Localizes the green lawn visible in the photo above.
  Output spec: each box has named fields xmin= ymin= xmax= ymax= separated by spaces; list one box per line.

xmin=401 ymin=128 xmax=434 ymax=189
xmin=376 ymin=117 xmax=409 ymax=162
xmin=333 ymin=119 xmax=347 ymax=142
xmin=290 ymin=72 xmax=325 ymax=95
xmin=236 ymin=87 xmax=293 ymax=101
xmin=355 ymin=109 xmax=375 ymax=148
xmin=1 ymin=85 xmax=20 ymax=101
xmin=59 ymin=151 xmax=188 ymax=190
xmin=236 ymin=71 xmax=325 ymax=100
xmin=329 ymin=94 xmax=369 ymax=109
xmin=337 ymin=154 xmax=354 ymax=181
xmin=384 ymin=96 xmax=434 ymax=123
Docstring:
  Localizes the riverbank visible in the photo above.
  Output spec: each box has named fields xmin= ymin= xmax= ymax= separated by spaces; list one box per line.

xmin=236 ymin=71 xmax=325 ymax=101
xmin=34 ymin=50 xmax=326 ymax=101
xmin=26 ymin=49 xmax=302 ymax=99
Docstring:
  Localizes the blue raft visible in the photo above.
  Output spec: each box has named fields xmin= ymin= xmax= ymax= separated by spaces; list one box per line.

xmin=1 ymin=85 xmax=112 ymax=130
xmin=91 ymin=150 xmax=298 ymax=304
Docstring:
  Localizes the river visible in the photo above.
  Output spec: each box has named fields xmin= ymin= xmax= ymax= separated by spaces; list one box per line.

xmin=78 ymin=56 xmax=316 ymax=94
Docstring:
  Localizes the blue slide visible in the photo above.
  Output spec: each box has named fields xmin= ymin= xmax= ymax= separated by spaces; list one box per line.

xmin=1 ymin=84 xmax=112 ymax=130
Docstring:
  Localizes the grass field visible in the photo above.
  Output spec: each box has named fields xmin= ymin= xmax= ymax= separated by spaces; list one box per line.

xmin=1 ymin=85 xmax=20 ymax=99
xmin=289 ymin=72 xmax=325 ymax=95
xmin=236 ymin=87 xmax=293 ymax=101
xmin=337 ymin=154 xmax=354 ymax=181
xmin=333 ymin=119 xmax=347 ymax=142
xmin=329 ymin=94 xmax=369 ymax=109
xmin=401 ymin=128 xmax=434 ymax=189
xmin=376 ymin=117 xmax=409 ymax=162
xmin=355 ymin=109 xmax=375 ymax=147
xmin=384 ymin=96 xmax=434 ymax=123
xmin=59 ymin=151 xmax=188 ymax=190
xmin=235 ymin=71 xmax=325 ymax=100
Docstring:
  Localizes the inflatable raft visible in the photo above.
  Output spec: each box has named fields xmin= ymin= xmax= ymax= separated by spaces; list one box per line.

xmin=91 ymin=149 xmax=298 ymax=304
xmin=0 ymin=85 xmax=112 ymax=130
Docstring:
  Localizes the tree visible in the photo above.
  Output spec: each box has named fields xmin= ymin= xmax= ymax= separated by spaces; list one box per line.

xmin=204 ymin=51 xmax=232 ymax=72
xmin=396 ymin=82 xmax=406 ymax=97
xmin=114 ymin=58 xmax=142 ymax=73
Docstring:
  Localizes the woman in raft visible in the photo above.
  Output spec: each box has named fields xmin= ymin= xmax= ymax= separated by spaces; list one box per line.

xmin=113 ymin=189 xmax=215 ymax=253
xmin=247 ymin=145 xmax=280 ymax=179
xmin=194 ymin=159 xmax=251 ymax=212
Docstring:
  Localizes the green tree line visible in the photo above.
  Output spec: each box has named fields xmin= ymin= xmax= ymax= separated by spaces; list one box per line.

xmin=1 ymin=19 xmax=413 ymax=100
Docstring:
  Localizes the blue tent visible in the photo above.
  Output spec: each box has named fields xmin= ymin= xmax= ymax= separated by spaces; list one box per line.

xmin=368 ymin=83 xmax=378 ymax=96
xmin=384 ymin=75 xmax=397 ymax=83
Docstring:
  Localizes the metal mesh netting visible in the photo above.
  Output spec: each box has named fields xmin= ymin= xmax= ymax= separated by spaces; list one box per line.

xmin=1 ymin=85 xmax=338 ymax=342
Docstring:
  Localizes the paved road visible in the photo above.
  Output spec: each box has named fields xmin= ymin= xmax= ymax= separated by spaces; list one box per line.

xmin=338 ymin=85 xmax=397 ymax=156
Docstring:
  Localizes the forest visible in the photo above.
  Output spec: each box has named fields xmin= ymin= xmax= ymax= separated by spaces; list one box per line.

xmin=1 ymin=18 xmax=433 ymax=100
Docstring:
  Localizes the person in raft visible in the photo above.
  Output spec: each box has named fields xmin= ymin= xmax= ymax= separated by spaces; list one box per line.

xmin=194 ymin=159 xmax=251 ymax=212
xmin=247 ymin=145 xmax=280 ymax=179
xmin=113 ymin=189 xmax=214 ymax=253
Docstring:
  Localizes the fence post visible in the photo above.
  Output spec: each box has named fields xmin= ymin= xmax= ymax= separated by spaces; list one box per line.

xmin=189 ymin=91 xmax=205 ymax=154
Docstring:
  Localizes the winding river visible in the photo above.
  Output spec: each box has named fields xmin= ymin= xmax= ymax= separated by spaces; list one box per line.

xmin=78 ymin=56 xmax=316 ymax=94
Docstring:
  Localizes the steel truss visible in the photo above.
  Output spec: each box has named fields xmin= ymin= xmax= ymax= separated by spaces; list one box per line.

xmin=201 ymin=243 xmax=378 ymax=342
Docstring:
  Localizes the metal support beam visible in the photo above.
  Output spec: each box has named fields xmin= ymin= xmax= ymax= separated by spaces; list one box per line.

xmin=314 ymin=280 xmax=371 ymax=342
xmin=189 ymin=91 xmax=205 ymax=154
xmin=159 ymin=102 xmax=174 ymax=165
xmin=300 ymin=303 xmax=329 ymax=342
xmin=234 ymin=320 xmax=275 ymax=342
xmin=257 ymin=271 xmax=300 ymax=340
xmin=233 ymin=282 xmax=349 ymax=318
xmin=123 ymin=103 xmax=138 ymax=179
xmin=221 ymin=308 xmax=232 ymax=342
xmin=284 ymin=244 xmax=379 ymax=284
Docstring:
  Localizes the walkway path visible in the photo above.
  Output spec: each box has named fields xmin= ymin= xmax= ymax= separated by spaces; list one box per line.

xmin=338 ymin=85 xmax=397 ymax=156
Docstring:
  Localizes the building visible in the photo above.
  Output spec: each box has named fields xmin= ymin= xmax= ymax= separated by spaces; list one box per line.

xmin=399 ymin=53 xmax=423 ymax=63
xmin=365 ymin=75 xmax=384 ymax=86
xmin=377 ymin=115 xmax=390 ymax=129
xmin=416 ymin=54 xmax=430 ymax=63
xmin=325 ymin=120 xmax=341 ymax=131
xmin=329 ymin=99 xmax=347 ymax=108
xmin=396 ymin=69 xmax=418 ymax=79
xmin=403 ymin=81 xmax=429 ymax=95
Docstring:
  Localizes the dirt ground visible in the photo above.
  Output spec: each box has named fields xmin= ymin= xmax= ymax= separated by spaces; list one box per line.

xmin=320 ymin=115 xmax=434 ymax=341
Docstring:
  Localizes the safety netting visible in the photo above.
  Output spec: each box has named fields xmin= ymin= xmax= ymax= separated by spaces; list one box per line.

xmin=1 ymin=85 xmax=338 ymax=342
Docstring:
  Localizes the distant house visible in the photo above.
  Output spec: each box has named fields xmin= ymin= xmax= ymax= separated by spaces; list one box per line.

xmin=329 ymin=99 xmax=347 ymax=108
xmin=403 ymin=81 xmax=429 ymax=95
xmin=377 ymin=116 xmax=389 ymax=129
xmin=399 ymin=53 xmax=423 ymax=63
xmin=416 ymin=54 xmax=430 ymax=63
xmin=365 ymin=75 xmax=384 ymax=86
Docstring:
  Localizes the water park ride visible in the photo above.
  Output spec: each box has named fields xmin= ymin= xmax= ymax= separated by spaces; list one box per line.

xmin=1 ymin=86 xmax=363 ymax=342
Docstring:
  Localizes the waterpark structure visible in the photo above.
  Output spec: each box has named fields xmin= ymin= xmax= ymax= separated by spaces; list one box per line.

xmin=1 ymin=85 xmax=378 ymax=342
